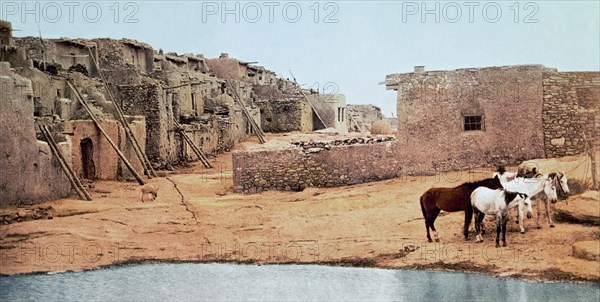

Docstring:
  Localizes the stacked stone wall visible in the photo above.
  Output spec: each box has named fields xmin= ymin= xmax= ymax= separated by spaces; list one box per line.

xmin=233 ymin=139 xmax=400 ymax=193
xmin=542 ymin=69 xmax=599 ymax=157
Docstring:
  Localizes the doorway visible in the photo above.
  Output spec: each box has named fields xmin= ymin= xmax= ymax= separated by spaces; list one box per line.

xmin=80 ymin=138 xmax=96 ymax=180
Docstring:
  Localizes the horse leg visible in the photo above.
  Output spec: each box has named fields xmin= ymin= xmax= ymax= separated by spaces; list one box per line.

xmin=475 ymin=211 xmax=485 ymax=243
xmin=420 ymin=198 xmax=432 ymax=242
xmin=495 ymin=215 xmax=502 ymax=248
xmin=502 ymin=215 xmax=508 ymax=247
xmin=544 ymin=197 xmax=555 ymax=228
xmin=430 ymin=207 xmax=441 ymax=242
xmin=518 ymin=203 xmax=525 ymax=234
xmin=535 ymin=198 xmax=542 ymax=229
xmin=464 ymin=206 xmax=473 ymax=240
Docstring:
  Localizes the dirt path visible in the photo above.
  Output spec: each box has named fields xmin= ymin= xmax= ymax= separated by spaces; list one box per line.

xmin=1 ymin=146 xmax=599 ymax=282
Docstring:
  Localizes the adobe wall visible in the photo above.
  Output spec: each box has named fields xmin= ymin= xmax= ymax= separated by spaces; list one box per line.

xmin=0 ymin=62 xmax=71 ymax=207
xmin=233 ymin=138 xmax=399 ymax=193
xmin=0 ymin=20 xmax=13 ymax=46
xmin=310 ymin=94 xmax=348 ymax=132
xmin=118 ymin=82 xmax=254 ymax=165
xmin=117 ymin=82 xmax=179 ymax=168
xmin=14 ymin=37 xmax=98 ymax=76
xmin=15 ymin=68 xmax=72 ymax=118
xmin=94 ymin=39 xmax=154 ymax=76
xmin=387 ymin=65 xmax=545 ymax=172
xmin=256 ymin=99 xmax=313 ymax=133
xmin=347 ymin=104 xmax=385 ymax=133
xmin=70 ymin=119 xmax=146 ymax=181
xmin=205 ymin=57 xmax=246 ymax=82
xmin=0 ymin=21 xmax=29 ymax=68
xmin=542 ymin=69 xmax=599 ymax=157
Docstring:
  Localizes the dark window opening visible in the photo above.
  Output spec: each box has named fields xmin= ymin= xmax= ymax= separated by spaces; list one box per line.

xmin=337 ymin=107 xmax=345 ymax=122
xmin=33 ymin=96 xmax=42 ymax=117
xmin=463 ymin=115 xmax=483 ymax=131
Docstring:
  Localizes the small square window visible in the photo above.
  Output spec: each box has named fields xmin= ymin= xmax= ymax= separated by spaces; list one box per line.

xmin=463 ymin=115 xmax=483 ymax=131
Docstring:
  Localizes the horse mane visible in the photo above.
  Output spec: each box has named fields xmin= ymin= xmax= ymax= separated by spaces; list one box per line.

xmin=496 ymin=166 xmax=506 ymax=175
xmin=520 ymin=167 xmax=539 ymax=178
xmin=504 ymin=191 xmax=519 ymax=204
xmin=460 ymin=176 xmax=502 ymax=190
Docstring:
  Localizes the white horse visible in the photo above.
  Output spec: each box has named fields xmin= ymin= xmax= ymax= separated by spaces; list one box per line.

xmin=523 ymin=172 xmax=570 ymax=228
xmin=492 ymin=166 xmax=517 ymax=183
xmin=471 ymin=187 xmax=532 ymax=247
xmin=500 ymin=175 xmax=558 ymax=233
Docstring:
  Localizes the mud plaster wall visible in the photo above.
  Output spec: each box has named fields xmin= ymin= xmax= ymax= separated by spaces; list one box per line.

xmin=118 ymin=83 xmax=251 ymax=166
xmin=180 ymin=111 xmax=249 ymax=159
xmin=0 ymin=34 xmax=30 ymax=68
xmin=310 ymin=94 xmax=347 ymax=132
xmin=70 ymin=119 xmax=145 ymax=181
xmin=257 ymin=99 xmax=313 ymax=133
xmin=15 ymin=68 xmax=72 ymax=118
xmin=205 ymin=58 xmax=246 ymax=82
xmin=542 ymin=69 xmax=600 ymax=157
xmin=0 ymin=62 xmax=70 ymax=207
xmin=390 ymin=65 xmax=545 ymax=172
xmin=232 ymin=142 xmax=401 ymax=193
xmin=117 ymin=83 xmax=179 ymax=167
xmin=14 ymin=38 xmax=98 ymax=76
xmin=94 ymin=39 xmax=153 ymax=75
xmin=347 ymin=104 xmax=385 ymax=132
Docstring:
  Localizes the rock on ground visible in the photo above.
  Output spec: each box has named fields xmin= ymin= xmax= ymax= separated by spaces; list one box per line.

xmin=572 ymin=241 xmax=600 ymax=261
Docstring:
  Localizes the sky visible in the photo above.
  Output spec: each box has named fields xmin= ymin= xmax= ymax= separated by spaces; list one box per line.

xmin=2 ymin=0 xmax=599 ymax=117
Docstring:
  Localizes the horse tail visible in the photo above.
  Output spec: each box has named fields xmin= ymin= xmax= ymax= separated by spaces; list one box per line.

xmin=419 ymin=194 xmax=427 ymax=220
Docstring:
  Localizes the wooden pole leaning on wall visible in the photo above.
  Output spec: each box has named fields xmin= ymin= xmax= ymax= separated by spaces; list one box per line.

xmin=289 ymin=70 xmax=328 ymax=129
xmin=298 ymin=88 xmax=328 ymax=130
xmin=66 ymin=80 xmax=146 ymax=186
xmin=582 ymin=132 xmax=599 ymax=190
xmin=39 ymin=125 xmax=93 ymax=201
xmin=225 ymin=80 xmax=266 ymax=144
xmin=173 ymin=118 xmax=212 ymax=169
xmin=86 ymin=47 xmax=157 ymax=178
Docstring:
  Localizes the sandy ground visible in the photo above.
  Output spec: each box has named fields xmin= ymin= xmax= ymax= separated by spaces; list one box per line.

xmin=1 ymin=134 xmax=599 ymax=283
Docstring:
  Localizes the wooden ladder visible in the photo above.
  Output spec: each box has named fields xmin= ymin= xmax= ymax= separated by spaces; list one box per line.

xmin=173 ymin=118 xmax=213 ymax=169
xmin=66 ymin=79 xmax=146 ymax=185
xmin=39 ymin=125 xmax=92 ymax=201
xmin=226 ymin=80 xmax=266 ymax=144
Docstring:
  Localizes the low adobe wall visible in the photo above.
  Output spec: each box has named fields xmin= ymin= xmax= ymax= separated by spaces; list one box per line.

xmin=232 ymin=138 xmax=400 ymax=193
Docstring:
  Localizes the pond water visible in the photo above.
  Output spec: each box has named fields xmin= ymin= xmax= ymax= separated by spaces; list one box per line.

xmin=1 ymin=263 xmax=598 ymax=301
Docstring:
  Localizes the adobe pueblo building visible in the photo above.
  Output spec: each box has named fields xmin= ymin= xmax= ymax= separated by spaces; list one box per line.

xmin=385 ymin=65 xmax=599 ymax=173
xmin=0 ymin=19 xmax=389 ymax=206
xmin=233 ymin=64 xmax=598 ymax=194
xmin=2 ymin=17 xmax=597 ymax=201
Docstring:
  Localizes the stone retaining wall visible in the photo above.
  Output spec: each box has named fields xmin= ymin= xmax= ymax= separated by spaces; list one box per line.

xmin=233 ymin=140 xmax=401 ymax=193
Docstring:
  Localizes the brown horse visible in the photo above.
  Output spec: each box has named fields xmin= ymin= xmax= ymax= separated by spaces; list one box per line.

xmin=419 ymin=177 xmax=503 ymax=242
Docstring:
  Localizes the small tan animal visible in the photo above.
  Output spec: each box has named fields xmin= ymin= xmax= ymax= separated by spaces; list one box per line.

xmin=140 ymin=184 xmax=158 ymax=202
